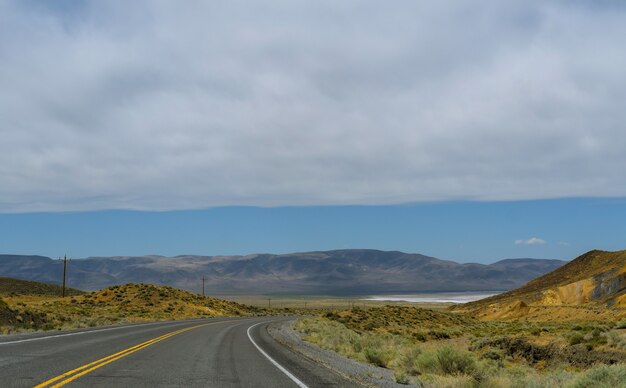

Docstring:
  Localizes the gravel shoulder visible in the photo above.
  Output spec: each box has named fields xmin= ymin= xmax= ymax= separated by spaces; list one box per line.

xmin=268 ymin=319 xmax=408 ymax=388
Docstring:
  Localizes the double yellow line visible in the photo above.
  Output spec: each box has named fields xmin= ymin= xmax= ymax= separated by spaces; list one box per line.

xmin=34 ymin=323 xmax=211 ymax=388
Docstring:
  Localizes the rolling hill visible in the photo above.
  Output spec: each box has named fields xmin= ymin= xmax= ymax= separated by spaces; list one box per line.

xmin=0 ymin=277 xmax=84 ymax=297
xmin=36 ymin=283 xmax=258 ymax=322
xmin=0 ymin=250 xmax=565 ymax=295
xmin=0 ymin=277 xmax=259 ymax=332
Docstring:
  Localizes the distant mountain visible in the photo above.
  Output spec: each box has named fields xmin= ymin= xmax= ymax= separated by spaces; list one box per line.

xmin=0 ymin=250 xmax=565 ymax=295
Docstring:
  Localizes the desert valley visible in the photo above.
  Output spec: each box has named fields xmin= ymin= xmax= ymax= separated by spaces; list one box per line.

xmin=2 ymin=249 xmax=626 ymax=387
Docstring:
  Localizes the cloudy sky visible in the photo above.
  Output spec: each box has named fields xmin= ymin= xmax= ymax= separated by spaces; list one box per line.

xmin=1 ymin=1 xmax=625 ymax=260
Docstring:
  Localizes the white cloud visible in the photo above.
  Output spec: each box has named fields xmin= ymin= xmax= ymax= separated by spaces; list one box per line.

xmin=1 ymin=1 xmax=626 ymax=212
xmin=515 ymin=237 xmax=547 ymax=245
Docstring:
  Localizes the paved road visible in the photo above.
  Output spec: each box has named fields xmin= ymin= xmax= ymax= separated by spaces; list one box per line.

xmin=0 ymin=317 xmax=360 ymax=387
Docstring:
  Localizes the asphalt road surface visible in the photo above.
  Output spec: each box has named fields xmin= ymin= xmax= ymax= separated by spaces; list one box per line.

xmin=0 ymin=317 xmax=361 ymax=387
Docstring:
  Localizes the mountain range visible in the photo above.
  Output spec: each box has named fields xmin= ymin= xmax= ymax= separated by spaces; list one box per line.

xmin=0 ymin=250 xmax=565 ymax=295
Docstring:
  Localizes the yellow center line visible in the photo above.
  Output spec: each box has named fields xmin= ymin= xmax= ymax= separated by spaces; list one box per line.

xmin=33 ymin=322 xmax=217 ymax=388
xmin=33 ymin=329 xmax=183 ymax=388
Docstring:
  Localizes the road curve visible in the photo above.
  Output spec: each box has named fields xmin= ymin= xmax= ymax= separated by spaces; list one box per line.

xmin=0 ymin=317 xmax=360 ymax=387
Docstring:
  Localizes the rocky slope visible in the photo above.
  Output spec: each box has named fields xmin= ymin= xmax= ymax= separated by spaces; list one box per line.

xmin=459 ymin=249 xmax=626 ymax=321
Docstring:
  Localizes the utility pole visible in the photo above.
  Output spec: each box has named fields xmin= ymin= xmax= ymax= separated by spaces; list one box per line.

xmin=268 ymin=297 xmax=271 ymax=309
xmin=202 ymin=276 xmax=205 ymax=297
xmin=61 ymin=255 xmax=68 ymax=298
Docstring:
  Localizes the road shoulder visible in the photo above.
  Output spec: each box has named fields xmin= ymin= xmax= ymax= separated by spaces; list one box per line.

xmin=268 ymin=319 xmax=406 ymax=388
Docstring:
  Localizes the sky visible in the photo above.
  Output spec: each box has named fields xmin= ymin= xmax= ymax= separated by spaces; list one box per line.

xmin=1 ymin=1 xmax=625 ymax=262
xmin=1 ymin=199 xmax=625 ymax=263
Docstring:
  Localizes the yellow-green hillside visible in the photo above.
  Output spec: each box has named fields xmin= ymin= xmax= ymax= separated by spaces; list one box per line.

xmin=1 ymin=282 xmax=262 ymax=333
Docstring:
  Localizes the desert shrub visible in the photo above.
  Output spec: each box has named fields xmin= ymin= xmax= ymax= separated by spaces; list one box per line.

xmin=398 ymin=345 xmax=423 ymax=375
xmin=469 ymin=337 xmax=491 ymax=351
xmin=428 ymin=329 xmax=451 ymax=339
xmin=394 ymin=370 xmax=411 ymax=385
xmin=412 ymin=331 xmax=427 ymax=341
xmin=569 ymin=332 xmax=585 ymax=345
xmin=480 ymin=349 xmax=503 ymax=362
xmin=363 ymin=342 xmax=393 ymax=367
xmin=416 ymin=350 xmax=439 ymax=374
xmin=605 ymin=330 xmax=626 ymax=350
xmin=615 ymin=319 xmax=626 ymax=330
xmin=437 ymin=347 xmax=478 ymax=375
xmin=568 ymin=327 xmax=608 ymax=348
xmin=324 ymin=311 xmax=339 ymax=319
xmin=416 ymin=346 xmax=479 ymax=378
xmin=566 ymin=364 xmax=626 ymax=388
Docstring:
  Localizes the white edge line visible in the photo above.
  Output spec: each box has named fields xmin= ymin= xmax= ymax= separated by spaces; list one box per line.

xmin=247 ymin=322 xmax=309 ymax=388
xmin=0 ymin=319 xmax=211 ymax=346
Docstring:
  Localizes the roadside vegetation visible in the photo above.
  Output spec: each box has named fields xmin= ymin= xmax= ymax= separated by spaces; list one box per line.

xmin=1 ymin=282 xmax=263 ymax=334
xmin=295 ymin=306 xmax=626 ymax=387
